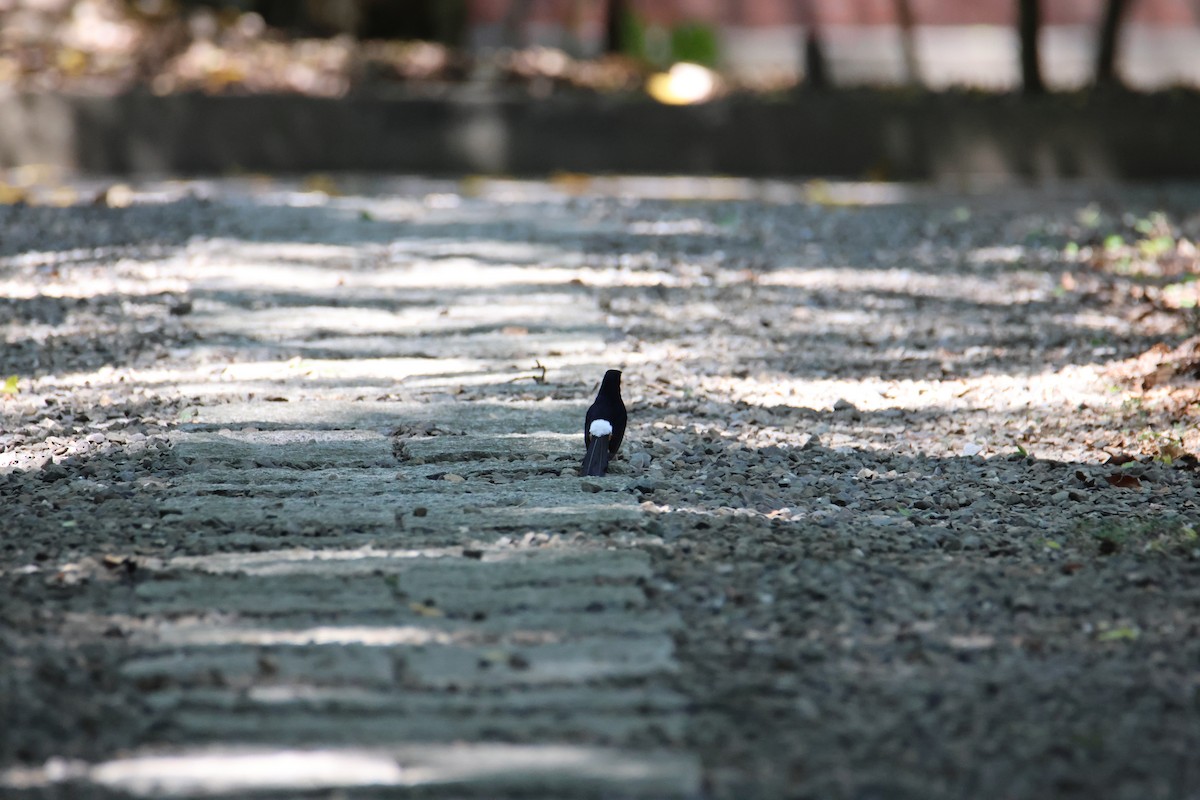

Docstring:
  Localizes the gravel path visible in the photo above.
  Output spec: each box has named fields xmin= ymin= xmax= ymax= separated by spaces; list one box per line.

xmin=2 ymin=176 xmax=1199 ymax=799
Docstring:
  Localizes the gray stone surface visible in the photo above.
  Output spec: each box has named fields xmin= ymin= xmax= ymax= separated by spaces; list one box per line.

xmin=0 ymin=179 xmax=698 ymax=797
xmin=5 ymin=176 xmax=1200 ymax=800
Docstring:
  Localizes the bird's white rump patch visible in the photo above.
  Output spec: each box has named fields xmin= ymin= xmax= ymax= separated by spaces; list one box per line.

xmin=589 ymin=419 xmax=613 ymax=437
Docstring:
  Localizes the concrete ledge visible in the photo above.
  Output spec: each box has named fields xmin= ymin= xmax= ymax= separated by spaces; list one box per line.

xmin=2 ymin=90 xmax=1198 ymax=180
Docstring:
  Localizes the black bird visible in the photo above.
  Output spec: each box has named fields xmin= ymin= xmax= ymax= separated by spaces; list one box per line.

xmin=582 ymin=369 xmax=626 ymax=477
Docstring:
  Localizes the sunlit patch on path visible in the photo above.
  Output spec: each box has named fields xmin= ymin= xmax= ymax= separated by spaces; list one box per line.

xmin=1 ymin=179 xmax=699 ymax=797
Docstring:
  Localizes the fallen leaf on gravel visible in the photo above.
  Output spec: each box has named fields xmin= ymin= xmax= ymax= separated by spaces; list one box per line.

xmin=1156 ymin=440 xmax=1187 ymax=464
xmin=408 ymin=602 xmax=443 ymax=618
xmin=1097 ymin=626 xmax=1140 ymax=642
xmin=1105 ymin=473 xmax=1143 ymax=489
xmin=1 ymin=375 xmax=18 ymax=395
xmin=1105 ymin=452 xmax=1138 ymax=466
xmin=1123 ymin=335 xmax=1200 ymax=390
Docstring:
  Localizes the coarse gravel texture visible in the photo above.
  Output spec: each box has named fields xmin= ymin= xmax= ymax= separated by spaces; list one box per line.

xmin=1 ymin=176 xmax=1199 ymax=799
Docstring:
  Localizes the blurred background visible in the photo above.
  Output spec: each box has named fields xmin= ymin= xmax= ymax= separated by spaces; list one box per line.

xmin=5 ymin=0 xmax=1200 ymax=93
xmin=1 ymin=0 xmax=1199 ymax=177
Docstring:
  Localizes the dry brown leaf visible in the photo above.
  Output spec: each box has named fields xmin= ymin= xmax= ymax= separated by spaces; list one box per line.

xmin=1157 ymin=440 xmax=1187 ymax=462
xmin=1105 ymin=473 xmax=1142 ymax=489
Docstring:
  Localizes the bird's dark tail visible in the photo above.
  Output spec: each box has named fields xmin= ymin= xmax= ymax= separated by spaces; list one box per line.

xmin=582 ymin=434 xmax=611 ymax=477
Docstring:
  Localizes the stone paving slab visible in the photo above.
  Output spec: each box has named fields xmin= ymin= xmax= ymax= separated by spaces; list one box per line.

xmin=178 ymin=399 xmax=587 ymax=434
xmin=130 ymin=573 xmax=651 ymax=616
xmin=0 ymin=189 xmax=697 ymax=798
xmin=162 ymin=545 xmax=655 ymax=578
xmin=137 ymin=610 xmax=684 ymax=643
xmin=122 ymin=635 xmax=676 ymax=689
xmin=146 ymin=708 xmax=688 ymax=749
xmin=160 ymin=487 xmax=638 ymax=531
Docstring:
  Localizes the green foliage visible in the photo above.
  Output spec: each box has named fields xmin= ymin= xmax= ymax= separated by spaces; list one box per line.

xmin=1139 ymin=235 xmax=1175 ymax=258
xmin=617 ymin=9 xmax=646 ymax=59
xmin=669 ymin=22 xmax=719 ymax=67
xmin=618 ymin=12 xmax=719 ymax=68
xmin=1163 ymin=275 xmax=1198 ymax=309
xmin=1 ymin=375 xmax=18 ymax=395
xmin=1134 ymin=211 xmax=1169 ymax=237
xmin=1082 ymin=209 xmax=1190 ymax=283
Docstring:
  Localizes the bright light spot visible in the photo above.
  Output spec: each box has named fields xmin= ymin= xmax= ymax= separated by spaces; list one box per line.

xmin=147 ymin=624 xmax=456 ymax=647
xmin=647 ymin=62 xmax=717 ymax=105
xmin=628 ymin=218 xmax=717 ymax=235
xmin=90 ymin=749 xmax=406 ymax=795
xmin=2 ymin=745 xmax=701 ymax=796
xmin=969 ymin=245 xmax=1027 ymax=264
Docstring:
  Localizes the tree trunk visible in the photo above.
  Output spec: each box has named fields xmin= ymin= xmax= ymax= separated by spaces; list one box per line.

xmin=1018 ymin=0 xmax=1045 ymax=94
xmin=895 ymin=0 xmax=922 ymax=87
xmin=1094 ymin=0 xmax=1129 ymax=87
xmin=605 ymin=0 xmax=627 ymax=54
xmin=798 ymin=0 xmax=830 ymax=90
